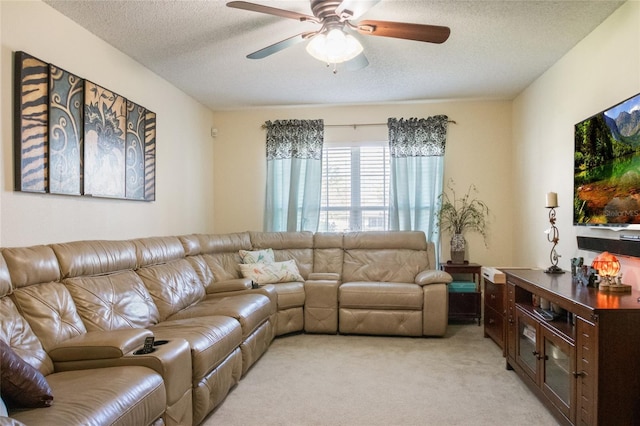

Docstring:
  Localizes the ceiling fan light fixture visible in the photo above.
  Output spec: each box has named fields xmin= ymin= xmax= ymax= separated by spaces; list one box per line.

xmin=306 ymin=28 xmax=363 ymax=64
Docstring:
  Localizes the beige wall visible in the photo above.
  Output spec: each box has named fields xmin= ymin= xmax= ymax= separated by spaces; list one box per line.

xmin=513 ymin=1 xmax=640 ymax=280
xmin=0 ymin=1 xmax=216 ymax=246
xmin=212 ymin=100 xmax=514 ymax=267
xmin=3 ymin=0 xmax=637 ymax=280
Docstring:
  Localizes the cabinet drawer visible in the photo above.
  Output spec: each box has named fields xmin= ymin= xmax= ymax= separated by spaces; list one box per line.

xmin=449 ymin=292 xmax=481 ymax=315
xmin=485 ymin=280 xmax=504 ymax=312
xmin=484 ymin=305 xmax=504 ymax=350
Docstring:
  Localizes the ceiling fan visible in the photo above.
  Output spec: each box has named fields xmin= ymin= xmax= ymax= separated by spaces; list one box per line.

xmin=226 ymin=0 xmax=450 ymax=71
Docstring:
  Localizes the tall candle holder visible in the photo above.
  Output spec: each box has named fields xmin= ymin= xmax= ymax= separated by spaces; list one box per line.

xmin=545 ymin=192 xmax=564 ymax=274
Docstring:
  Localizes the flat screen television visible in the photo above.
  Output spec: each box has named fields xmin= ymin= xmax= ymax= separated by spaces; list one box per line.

xmin=574 ymin=91 xmax=640 ymax=227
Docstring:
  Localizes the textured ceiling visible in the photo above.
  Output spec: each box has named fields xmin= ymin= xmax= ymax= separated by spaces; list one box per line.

xmin=44 ymin=0 xmax=625 ymax=110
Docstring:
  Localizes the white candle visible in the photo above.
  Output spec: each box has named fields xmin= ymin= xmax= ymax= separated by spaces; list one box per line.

xmin=546 ymin=192 xmax=558 ymax=208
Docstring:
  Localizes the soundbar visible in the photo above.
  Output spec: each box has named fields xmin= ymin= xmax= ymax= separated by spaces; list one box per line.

xmin=577 ymin=236 xmax=640 ymax=257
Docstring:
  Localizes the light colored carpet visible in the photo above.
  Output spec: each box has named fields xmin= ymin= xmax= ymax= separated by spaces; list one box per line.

xmin=202 ymin=324 xmax=560 ymax=425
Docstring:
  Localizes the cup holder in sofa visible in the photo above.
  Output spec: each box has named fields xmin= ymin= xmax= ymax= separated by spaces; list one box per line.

xmin=153 ymin=339 xmax=169 ymax=346
xmin=133 ymin=347 xmax=156 ymax=355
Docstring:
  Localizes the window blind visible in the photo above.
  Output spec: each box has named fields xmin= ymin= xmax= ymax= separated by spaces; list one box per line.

xmin=319 ymin=145 xmax=389 ymax=232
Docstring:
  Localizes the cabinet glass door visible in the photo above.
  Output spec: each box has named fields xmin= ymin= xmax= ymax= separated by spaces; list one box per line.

xmin=516 ymin=307 xmax=538 ymax=382
xmin=542 ymin=326 xmax=575 ymax=423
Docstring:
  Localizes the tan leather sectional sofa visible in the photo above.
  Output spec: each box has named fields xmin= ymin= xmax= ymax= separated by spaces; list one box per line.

xmin=0 ymin=231 xmax=452 ymax=426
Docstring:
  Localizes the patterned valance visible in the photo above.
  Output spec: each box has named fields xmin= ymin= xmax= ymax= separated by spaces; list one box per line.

xmin=265 ymin=119 xmax=324 ymax=160
xmin=387 ymin=115 xmax=448 ymax=158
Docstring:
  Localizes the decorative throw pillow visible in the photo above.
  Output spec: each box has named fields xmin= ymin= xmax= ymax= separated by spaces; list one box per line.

xmin=239 ymin=260 xmax=304 ymax=284
xmin=239 ymin=248 xmax=275 ymax=264
xmin=0 ymin=339 xmax=53 ymax=408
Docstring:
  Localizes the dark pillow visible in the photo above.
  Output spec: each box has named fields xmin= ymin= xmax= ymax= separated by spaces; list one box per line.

xmin=0 ymin=339 xmax=53 ymax=408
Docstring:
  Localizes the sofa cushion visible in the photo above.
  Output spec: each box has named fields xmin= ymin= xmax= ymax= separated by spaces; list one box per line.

xmin=342 ymin=249 xmax=429 ymax=284
xmin=149 ymin=316 xmax=242 ymax=383
xmin=239 ymin=248 xmax=275 ymax=264
xmin=169 ymin=294 xmax=273 ymax=339
xmin=9 ymin=367 xmax=166 ymax=426
xmin=339 ymin=282 xmax=423 ymax=310
xmin=50 ymin=240 xmax=137 ymax=279
xmin=10 ymin=282 xmax=87 ymax=352
xmin=0 ymin=298 xmax=54 ymax=376
xmin=195 ymin=233 xmax=252 ymax=283
xmin=136 ymin=259 xmax=205 ymax=321
xmin=0 ymin=339 xmax=53 ymax=408
xmin=1 ymin=246 xmax=60 ymax=289
xmin=0 ymin=254 xmax=12 ymax=299
xmin=312 ymin=232 xmax=344 ymax=275
xmin=239 ymin=260 xmax=303 ymax=285
xmin=63 ymin=271 xmax=160 ymax=331
xmin=201 ymin=252 xmax=244 ymax=283
xmin=271 ymin=282 xmax=305 ymax=309
xmin=249 ymin=231 xmax=314 ymax=279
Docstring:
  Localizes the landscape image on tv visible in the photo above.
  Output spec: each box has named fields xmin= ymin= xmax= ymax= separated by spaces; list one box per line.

xmin=574 ymin=92 xmax=640 ymax=226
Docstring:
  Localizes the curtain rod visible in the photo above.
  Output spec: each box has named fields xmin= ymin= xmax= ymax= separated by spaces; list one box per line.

xmin=261 ymin=120 xmax=457 ymax=129
xmin=326 ymin=120 xmax=457 ymax=128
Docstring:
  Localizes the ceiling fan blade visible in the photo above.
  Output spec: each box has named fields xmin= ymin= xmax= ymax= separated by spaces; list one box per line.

xmin=356 ymin=20 xmax=450 ymax=44
xmin=336 ymin=0 xmax=381 ymax=20
xmin=345 ymin=52 xmax=369 ymax=71
xmin=227 ymin=1 xmax=318 ymax=23
xmin=247 ymin=32 xmax=313 ymax=59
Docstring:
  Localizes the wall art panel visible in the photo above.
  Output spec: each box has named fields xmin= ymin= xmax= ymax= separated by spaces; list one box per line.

xmin=126 ymin=100 xmax=146 ymax=200
xmin=84 ymin=81 xmax=126 ymax=199
xmin=49 ymin=65 xmax=83 ymax=195
xmin=144 ymin=111 xmax=157 ymax=201
xmin=14 ymin=52 xmax=49 ymax=193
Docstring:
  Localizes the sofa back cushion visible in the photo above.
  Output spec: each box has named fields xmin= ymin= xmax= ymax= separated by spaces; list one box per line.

xmin=250 ymin=231 xmax=313 ymax=279
xmin=0 ymin=254 xmax=12 ymax=298
xmin=50 ymin=240 xmax=137 ymax=279
xmin=2 ymin=246 xmax=60 ymax=289
xmin=47 ymin=239 xmax=160 ymax=331
xmin=10 ymin=282 xmax=88 ymax=352
xmin=313 ymin=232 xmax=344 ymax=275
xmin=133 ymin=237 xmax=205 ymax=321
xmin=178 ymin=234 xmax=201 ymax=256
xmin=342 ymin=231 xmax=432 ymax=283
xmin=195 ymin=233 xmax=252 ymax=285
xmin=64 ymin=271 xmax=160 ymax=331
xmin=2 ymin=246 xmax=87 ymax=352
xmin=0 ymin=297 xmax=54 ymax=376
xmin=136 ymin=262 xmax=204 ymax=321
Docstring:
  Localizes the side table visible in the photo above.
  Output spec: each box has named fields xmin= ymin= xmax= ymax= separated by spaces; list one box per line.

xmin=440 ymin=262 xmax=482 ymax=325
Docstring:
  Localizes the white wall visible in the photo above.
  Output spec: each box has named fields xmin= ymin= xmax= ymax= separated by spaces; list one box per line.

xmin=212 ymin=100 xmax=514 ymax=267
xmin=0 ymin=1 xmax=216 ymax=246
xmin=513 ymin=1 xmax=640 ymax=281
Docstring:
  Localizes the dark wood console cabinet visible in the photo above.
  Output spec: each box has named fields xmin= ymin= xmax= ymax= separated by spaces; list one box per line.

xmin=504 ymin=269 xmax=640 ymax=426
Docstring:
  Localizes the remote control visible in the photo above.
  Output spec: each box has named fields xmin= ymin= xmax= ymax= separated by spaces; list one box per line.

xmin=533 ymin=307 xmax=559 ymax=321
xmin=142 ymin=336 xmax=155 ymax=354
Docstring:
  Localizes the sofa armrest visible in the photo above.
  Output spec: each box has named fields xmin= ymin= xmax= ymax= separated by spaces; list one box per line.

xmin=52 ymin=337 xmax=193 ymax=416
xmin=415 ymin=270 xmax=453 ymax=286
xmin=307 ymin=272 xmax=341 ymax=282
xmin=48 ymin=329 xmax=152 ymax=362
xmin=207 ymin=278 xmax=253 ymax=294
xmin=304 ymin=274 xmax=340 ymax=334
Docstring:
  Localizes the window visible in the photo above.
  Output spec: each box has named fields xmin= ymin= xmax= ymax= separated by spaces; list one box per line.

xmin=319 ymin=144 xmax=390 ymax=232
